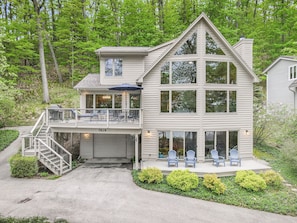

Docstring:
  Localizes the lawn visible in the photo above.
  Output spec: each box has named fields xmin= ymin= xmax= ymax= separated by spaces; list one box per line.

xmin=0 ymin=129 xmax=19 ymax=152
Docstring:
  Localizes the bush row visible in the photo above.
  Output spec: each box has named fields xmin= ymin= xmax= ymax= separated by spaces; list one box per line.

xmin=138 ymin=168 xmax=283 ymax=194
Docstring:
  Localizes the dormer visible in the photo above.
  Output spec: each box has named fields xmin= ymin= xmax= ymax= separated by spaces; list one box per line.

xmin=96 ymin=47 xmax=150 ymax=85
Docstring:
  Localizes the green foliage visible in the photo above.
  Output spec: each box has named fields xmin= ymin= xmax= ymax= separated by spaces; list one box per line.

xmin=203 ymin=174 xmax=226 ymax=195
xmin=132 ymin=170 xmax=297 ymax=216
xmin=235 ymin=170 xmax=267 ymax=192
xmin=0 ymin=129 xmax=19 ymax=151
xmin=9 ymin=153 xmax=38 ymax=178
xmin=260 ymin=170 xmax=284 ymax=189
xmin=166 ymin=170 xmax=198 ymax=192
xmin=138 ymin=167 xmax=163 ymax=184
xmin=0 ymin=216 xmax=51 ymax=223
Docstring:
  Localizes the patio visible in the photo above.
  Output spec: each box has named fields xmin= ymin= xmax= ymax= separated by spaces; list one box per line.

xmin=140 ymin=158 xmax=271 ymax=177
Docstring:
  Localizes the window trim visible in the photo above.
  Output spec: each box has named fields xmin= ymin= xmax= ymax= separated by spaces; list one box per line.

xmin=205 ymin=61 xmax=237 ymax=85
xmin=288 ymin=64 xmax=297 ymax=81
xmin=105 ymin=58 xmax=123 ymax=77
xmin=205 ymin=89 xmax=237 ymax=113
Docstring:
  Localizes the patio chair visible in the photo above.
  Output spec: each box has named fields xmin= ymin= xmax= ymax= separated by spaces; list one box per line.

xmin=229 ymin=148 xmax=241 ymax=166
xmin=185 ymin=150 xmax=196 ymax=168
xmin=210 ymin=149 xmax=225 ymax=167
xmin=167 ymin=150 xmax=178 ymax=167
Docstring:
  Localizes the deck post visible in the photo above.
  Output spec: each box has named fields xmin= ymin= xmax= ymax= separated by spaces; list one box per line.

xmin=134 ymin=134 xmax=139 ymax=170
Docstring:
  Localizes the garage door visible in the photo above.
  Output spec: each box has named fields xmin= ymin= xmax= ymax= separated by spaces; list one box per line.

xmin=94 ymin=134 xmax=127 ymax=158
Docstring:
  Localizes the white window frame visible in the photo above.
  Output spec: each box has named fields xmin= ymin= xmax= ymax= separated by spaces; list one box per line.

xmin=288 ymin=64 xmax=297 ymax=80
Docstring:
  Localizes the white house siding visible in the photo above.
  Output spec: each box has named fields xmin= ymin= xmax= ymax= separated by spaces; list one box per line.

xmin=100 ymin=56 xmax=145 ymax=85
xmin=267 ymin=60 xmax=297 ymax=108
xmin=141 ymin=20 xmax=255 ymax=161
xmin=144 ymin=44 xmax=172 ymax=71
xmin=80 ymin=133 xmax=93 ymax=159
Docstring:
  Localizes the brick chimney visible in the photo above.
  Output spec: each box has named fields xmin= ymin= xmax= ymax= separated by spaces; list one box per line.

xmin=233 ymin=37 xmax=254 ymax=69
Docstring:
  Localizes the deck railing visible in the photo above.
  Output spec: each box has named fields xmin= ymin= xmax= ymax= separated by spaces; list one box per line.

xmin=46 ymin=108 xmax=143 ymax=128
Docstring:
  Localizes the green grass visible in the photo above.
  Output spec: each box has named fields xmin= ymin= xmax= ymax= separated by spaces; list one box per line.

xmin=132 ymin=171 xmax=297 ymax=216
xmin=254 ymin=144 xmax=297 ymax=186
xmin=0 ymin=130 xmax=19 ymax=152
xmin=0 ymin=216 xmax=68 ymax=223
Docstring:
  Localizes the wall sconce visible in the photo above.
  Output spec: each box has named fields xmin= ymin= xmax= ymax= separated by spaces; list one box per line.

xmin=83 ymin=133 xmax=91 ymax=139
xmin=244 ymin=130 xmax=250 ymax=136
xmin=146 ymin=130 xmax=152 ymax=137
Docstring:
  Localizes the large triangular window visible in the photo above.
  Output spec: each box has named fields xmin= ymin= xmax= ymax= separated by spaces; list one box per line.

xmin=175 ymin=32 xmax=197 ymax=55
xmin=206 ymin=32 xmax=225 ymax=55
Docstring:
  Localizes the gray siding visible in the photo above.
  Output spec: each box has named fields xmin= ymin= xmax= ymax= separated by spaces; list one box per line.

xmin=267 ymin=60 xmax=297 ymax=108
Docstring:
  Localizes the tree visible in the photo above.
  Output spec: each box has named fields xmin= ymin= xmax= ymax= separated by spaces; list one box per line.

xmin=32 ymin=0 xmax=50 ymax=103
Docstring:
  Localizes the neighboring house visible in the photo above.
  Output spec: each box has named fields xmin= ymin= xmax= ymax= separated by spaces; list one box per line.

xmin=22 ymin=13 xmax=259 ymax=175
xmin=264 ymin=56 xmax=297 ymax=110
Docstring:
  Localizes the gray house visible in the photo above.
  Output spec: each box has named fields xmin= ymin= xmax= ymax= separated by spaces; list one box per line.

xmin=22 ymin=13 xmax=259 ymax=175
xmin=264 ymin=56 xmax=297 ymax=110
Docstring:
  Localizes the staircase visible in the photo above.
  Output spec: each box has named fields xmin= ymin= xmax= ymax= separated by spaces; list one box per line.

xmin=22 ymin=112 xmax=72 ymax=176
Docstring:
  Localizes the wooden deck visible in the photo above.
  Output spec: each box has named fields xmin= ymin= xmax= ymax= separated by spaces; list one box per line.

xmin=139 ymin=158 xmax=271 ymax=177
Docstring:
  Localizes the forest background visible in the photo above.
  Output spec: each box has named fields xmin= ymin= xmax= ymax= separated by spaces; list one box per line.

xmin=0 ymin=0 xmax=297 ymax=126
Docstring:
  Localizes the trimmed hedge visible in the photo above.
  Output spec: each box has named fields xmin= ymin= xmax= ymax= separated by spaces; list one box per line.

xmin=166 ymin=169 xmax=198 ymax=192
xmin=9 ymin=153 xmax=38 ymax=178
xmin=235 ymin=170 xmax=267 ymax=192
xmin=138 ymin=167 xmax=163 ymax=184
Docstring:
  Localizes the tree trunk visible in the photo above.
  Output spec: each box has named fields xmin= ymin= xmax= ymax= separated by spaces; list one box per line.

xmin=47 ymin=34 xmax=63 ymax=83
xmin=32 ymin=0 xmax=50 ymax=103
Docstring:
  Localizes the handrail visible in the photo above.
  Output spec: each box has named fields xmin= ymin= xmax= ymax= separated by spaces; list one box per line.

xmin=48 ymin=136 xmax=72 ymax=168
xmin=36 ymin=138 xmax=70 ymax=175
xmin=31 ymin=111 xmax=46 ymax=136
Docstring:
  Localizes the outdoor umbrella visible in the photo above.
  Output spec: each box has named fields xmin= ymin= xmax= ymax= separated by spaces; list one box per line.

xmin=108 ymin=83 xmax=143 ymax=119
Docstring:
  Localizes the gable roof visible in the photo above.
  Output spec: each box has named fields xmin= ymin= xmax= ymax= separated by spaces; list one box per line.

xmin=136 ymin=12 xmax=259 ymax=83
xmin=74 ymin=74 xmax=113 ymax=90
xmin=263 ymin=56 xmax=297 ymax=74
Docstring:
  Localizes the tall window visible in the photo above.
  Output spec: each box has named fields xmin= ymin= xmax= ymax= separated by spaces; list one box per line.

xmin=130 ymin=94 xmax=140 ymax=108
xmin=205 ymin=130 xmax=238 ymax=158
xmin=161 ymin=90 xmax=196 ymax=113
xmin=175 ymin=32 xmax=197 ymax=55
xmin=105 ymin=58 xmax=122 ymax=76
xmin=206 ymin=61 xmax=236 ymax=84
xmin=86 ymin=94 xmax=93 ymax=109
xmin=161 ymin=61 xmax=197 ymax=84
xmin=206 ymin=32 xmax=225 ymax=55
xmin=114 ymin=94 xmax=122 ymax=108
xmin=159 ymin=131 xmax=197 ymax=159
xmin=289 ymin=64 xmax=297 ymax=80
xmin=206 ymin=90 xmax=236 ymax=113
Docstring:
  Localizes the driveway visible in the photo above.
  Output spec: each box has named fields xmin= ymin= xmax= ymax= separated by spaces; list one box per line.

xmin=0 ymin=127 xmax=296 ymax=223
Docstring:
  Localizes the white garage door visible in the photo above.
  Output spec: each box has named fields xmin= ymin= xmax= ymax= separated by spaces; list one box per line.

xmin=94 ymin=134 xmax=127 ymax=158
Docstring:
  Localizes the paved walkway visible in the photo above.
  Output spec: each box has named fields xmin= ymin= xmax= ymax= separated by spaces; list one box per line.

xmin=0 ymin=127 xmax=296 ymax=223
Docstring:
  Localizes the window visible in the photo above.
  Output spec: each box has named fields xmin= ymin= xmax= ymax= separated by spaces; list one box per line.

xmin=206 ymin=90 xmax=236 ymax=113
xmin=130 ymin=94 xmax=140 ymax=108
xmin=175 ymin=32 xmax=197 ymax=55
xmin=159 ymin=131 xmax=197 ymax=159
xmin=205 ymin=130 xmax=238 ymax=158
xmin=161 ymin=61 xmax=197 ymax=84
xmin=96 ymin=94 xmax=112 ymax=108
xmin=114 ymin=94 xmax=122 ymax=108
xmin=105 ymin=58 xmax=122 ymax=76
xmin=161 ymin=90 xmax=196 ymax=113
xmin=206 ymin=61 xmax=237 ymax=84
xmin=206 ymin=32 xmax=225 ymax=55
xmin=289 ymin=64 xmax=297 ymax=80
xmin=86 ymin=94 xmax=93 ymax=109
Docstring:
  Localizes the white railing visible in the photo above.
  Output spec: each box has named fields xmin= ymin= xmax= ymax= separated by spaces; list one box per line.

xmin=47 ymin=108 xmax=143 ymax=128
xmin=36 ymin=138 xmax=71 ymax=175
xmin=31 ymin=111 xmax=46 ymax=137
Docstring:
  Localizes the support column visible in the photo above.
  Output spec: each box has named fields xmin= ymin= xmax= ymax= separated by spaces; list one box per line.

xmin=134 ymin=134 xmax=139 ymax=170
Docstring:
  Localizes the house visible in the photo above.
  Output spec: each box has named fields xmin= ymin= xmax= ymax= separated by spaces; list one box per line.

xmin=22 ymin=13 xmax=259 ymax=175
xmin=264 ymin=56 xmax=297 ymax=110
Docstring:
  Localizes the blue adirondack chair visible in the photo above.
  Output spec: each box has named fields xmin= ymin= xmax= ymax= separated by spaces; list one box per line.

xmin=210 ymin=149 xmax=225 ymax=167
xmin=167 ymin=150 xmax=178 ymax=167
xmin=229 ymin=148 xmax=241 ymax=166
xmin=185 ymin=150 xmax=197 ymax=168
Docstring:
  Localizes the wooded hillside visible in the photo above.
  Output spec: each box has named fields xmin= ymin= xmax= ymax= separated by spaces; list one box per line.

xmin=0 ymin=0 xmax=296 ymax=105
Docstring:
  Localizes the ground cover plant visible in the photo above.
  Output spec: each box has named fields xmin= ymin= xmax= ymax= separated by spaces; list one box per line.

xmin=0 ymin=216 xmax=68 ymax=223
xmin=0 ymin=130 xmax=19 ymax=152
xmin=132 ymin=169 xmax=297 ymax=216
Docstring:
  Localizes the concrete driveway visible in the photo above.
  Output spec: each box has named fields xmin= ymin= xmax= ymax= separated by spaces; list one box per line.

xmin=0 ymin=127 xmax=296 ymax=223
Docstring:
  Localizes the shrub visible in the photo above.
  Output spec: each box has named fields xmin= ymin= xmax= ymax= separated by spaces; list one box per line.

xmin=203 ymin=174 xmax=226 ymax=195
xmin=138 ymin=167 xmax=163 ymax=184
xmin=260 ymin=170 xmax=284 ymax=188
xmin=9 ymin=153 xmax=38 ymax=178
xmin=235 ymin=170 xmax=267 ymax=192
xmin=166 ymin=170 xmax=198 ymax=192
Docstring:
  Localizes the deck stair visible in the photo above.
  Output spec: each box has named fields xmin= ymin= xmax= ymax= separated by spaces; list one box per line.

xmin=22 ymin=112 xmax=72 ymax=176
